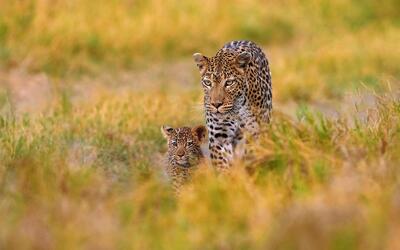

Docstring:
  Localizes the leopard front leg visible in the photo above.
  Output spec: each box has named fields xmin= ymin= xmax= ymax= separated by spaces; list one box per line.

xmin=241 ymin=108 xmax=261 ymax=139
xmin=233 ymin=108 xmax=260 ymax=161
xmin=209 ymin=141 xmax=234 ymax=172
xmin=206 ymin=113 xmax=237 ymax=172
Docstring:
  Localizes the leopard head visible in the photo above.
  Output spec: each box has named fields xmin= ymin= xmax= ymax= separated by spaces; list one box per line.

xmin=193 ymin=49 xmax=251 ymax=114
xmin=161 ymin=125 xmax=207 ymax=168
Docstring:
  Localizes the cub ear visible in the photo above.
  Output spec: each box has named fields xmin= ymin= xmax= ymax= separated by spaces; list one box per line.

xmin=161 ymin=125 xmax=174 ymax=138
xmin=192 ymin=125 xmax=207 ymax=143
xmin=193 ymin=53 xmax=209 ymax=75
xmin=235 ymin=52 xmax=252 ymax=69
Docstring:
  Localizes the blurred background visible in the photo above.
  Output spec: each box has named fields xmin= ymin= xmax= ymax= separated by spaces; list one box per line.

xmin=0 ymin=0 xmax=399 ymax=97
xmin=0 ymin=1 xmax=400 ymax=249
xmin=0 ymin=0 xmax=399 ymax=104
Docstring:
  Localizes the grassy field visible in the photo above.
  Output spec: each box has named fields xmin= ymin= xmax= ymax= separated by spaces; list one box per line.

xmin=1 ymin=0 xmax=400 ymax=249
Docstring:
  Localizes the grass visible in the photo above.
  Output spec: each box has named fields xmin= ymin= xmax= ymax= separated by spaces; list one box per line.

xmin=1 ymin=84 xmax=399 ymax=249
xmin=1 ymin=0 xmax=400 ymax=249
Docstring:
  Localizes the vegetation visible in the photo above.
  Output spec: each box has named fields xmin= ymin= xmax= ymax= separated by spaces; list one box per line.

xmin=0 ymin=0 xmax=399 ymax=249
xmin=0 ymin=0 xmax=399 ymax=78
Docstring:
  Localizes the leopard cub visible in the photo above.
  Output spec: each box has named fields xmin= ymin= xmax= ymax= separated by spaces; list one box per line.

xmin=161 ymin=125 xmax=207 ymax=193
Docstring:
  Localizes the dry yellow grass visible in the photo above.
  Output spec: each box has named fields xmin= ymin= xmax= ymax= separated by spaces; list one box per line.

xmin=0 ymin=0 xmax=400 ymax=249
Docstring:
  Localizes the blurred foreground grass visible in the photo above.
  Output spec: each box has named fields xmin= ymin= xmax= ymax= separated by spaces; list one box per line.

xmin=1 ymin=0 xmax=400 ymax=249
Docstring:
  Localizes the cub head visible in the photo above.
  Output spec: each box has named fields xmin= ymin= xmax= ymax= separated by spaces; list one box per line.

xmin=193 ymin=49 xmax=251 ymax=114
xmin=161 ymin=125 xmax=207 ymax=167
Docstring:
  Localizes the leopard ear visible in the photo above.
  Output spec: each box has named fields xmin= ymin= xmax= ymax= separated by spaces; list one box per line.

xmin=192 ymin=125 xmax=207 ymax=143
xmin=161 ymin=125 xmax=174 ymax=139
xmin=235 ymin=52 xmax=251 ymax=69
xmin=193 ymin=53 xmax=209 ymax=75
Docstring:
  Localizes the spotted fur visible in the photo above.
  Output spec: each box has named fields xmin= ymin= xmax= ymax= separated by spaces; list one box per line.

xmin=193 ymin=40 xmax=272 ymax=171
xmin=161 ymin=125 xmax=207 ymax=193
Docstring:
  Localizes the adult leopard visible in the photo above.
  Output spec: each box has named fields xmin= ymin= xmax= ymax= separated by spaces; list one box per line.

xmin=193 ymin=40 xmax=272 ymax=171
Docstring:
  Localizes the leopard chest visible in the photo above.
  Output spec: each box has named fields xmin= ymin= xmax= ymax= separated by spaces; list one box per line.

xmin=206 ymin=112 xmax=242 ymax=144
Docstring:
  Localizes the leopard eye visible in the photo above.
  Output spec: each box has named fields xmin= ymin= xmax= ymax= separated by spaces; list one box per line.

xmin=202 ymin=79 xmax=212 ymax=88
xmin=187 ymin=140 xmax=193 ymax=146
xmin=171 ymin=140 xmax=177 ymax=146
xmin=225 ymin=79 xmax=235 ymax=87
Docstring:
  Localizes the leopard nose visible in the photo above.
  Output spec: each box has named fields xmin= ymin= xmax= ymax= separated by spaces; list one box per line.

xmin=212 ymin=102 xmax=223 ymax=109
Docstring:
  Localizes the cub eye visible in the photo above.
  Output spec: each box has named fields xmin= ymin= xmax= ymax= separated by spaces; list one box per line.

xmin=202 ymin=79 xmax=212 ymax=87
xmin=171 ymin=140 xmax=177 ymax=146
xmin=225 ymin=80 xmax=235 ymax=87
xmin=187 ymin=140 xmax=193 ymax=146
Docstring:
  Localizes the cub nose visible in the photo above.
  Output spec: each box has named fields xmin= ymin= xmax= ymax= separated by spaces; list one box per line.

xmin=212 ymin=101 xmax=223 ymax=109
xmin=176 ymin=148 xmax=185 ymax=157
